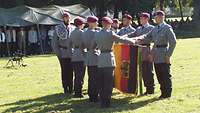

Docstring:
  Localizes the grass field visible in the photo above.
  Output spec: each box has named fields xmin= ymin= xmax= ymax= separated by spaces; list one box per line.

xmin=0 ymin=38 xmax=200 ymax=113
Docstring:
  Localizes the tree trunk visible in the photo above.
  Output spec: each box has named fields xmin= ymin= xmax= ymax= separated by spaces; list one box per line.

xmin=192 ymin=0 xmax=200 ymax=28
xmin=193 ymin=0 xmax=200 ymax=21
xmin=159 ymin=0 xmax=164 ymax=11
xmin=178 ymin=0 xmax=184 ymax=21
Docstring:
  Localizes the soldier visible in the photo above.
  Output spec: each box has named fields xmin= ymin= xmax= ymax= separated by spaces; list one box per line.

xmin=135 ymin=11 xmax=177 ymax=99
xmin=135 ymin=13 xmax=155 ymax=95
xmin=47 ymin=26 xmax=55 ymax=52
xmin=28 ymin=27 xmax=38 ymax=55
xmin=51 ymin=11 xmax=75 ymax=94
xmin=82 ymin=16 xmax=99 ymax=102
xmin=40 ymin=25 xmax=47 ymax=53
xmin=5 ymin=27 xmax=12 ymax=56
xmin=0 ymin=28 xmax=6 ymax=57
xmin=17 ymin=27 xmax=26 ymax=55
xmin=70 ymin=17 xmax=86 ymax=98
xmin=111 ymin=18 xmax=120 ymax=33
xmin=92 ymin=16 xmax=135 ymax=108
xmin=117 ymin=14 xmax=136 ymax=36
xmin=10 ymin=27 xmax=17 ymax=55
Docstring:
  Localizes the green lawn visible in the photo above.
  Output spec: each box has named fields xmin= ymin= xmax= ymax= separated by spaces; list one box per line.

xmin=0 ymin=38 xmax=200 ymax=113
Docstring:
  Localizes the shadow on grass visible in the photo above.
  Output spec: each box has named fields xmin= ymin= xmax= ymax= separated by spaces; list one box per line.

xmin=0 ymin=92 xmax=161 ymax=113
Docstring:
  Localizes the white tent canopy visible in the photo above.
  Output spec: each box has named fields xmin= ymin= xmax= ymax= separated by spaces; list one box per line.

xmin=0 ymin=4 xmax=93 ymax=27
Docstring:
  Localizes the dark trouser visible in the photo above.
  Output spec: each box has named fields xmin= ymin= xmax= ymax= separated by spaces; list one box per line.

xmin=28 ymin=43 xmax=39 ymax=55
xmin=12 ymin=42 xmax=18 ymax=54
xmin=47 ymin=40 xmax=53 ymax=53
xmin=142 ymin=61 xmax=155 ymax=93
xmin=1 ymin=43 xmax=7 ymax=57
xmin=154 ymin=63 xmax=172 ymax=97
xmin=98 ymin=67 xmax=114 ymax=107
xmin=42 ymin=39 xmax=46 ymax=53
xmin=0 ymin=43 xmax=2 ymax=57
xmin=73 ymin=61 xmax=85 ymax=95
xmin=18 ymin=40 xmax=26 ymax=55
xmin=88 ymin=66 xmax=99 ymax=99
xmin=58 ymin=58 xmax=73 ymax=93
xmin=10 ymin=42 xmax=17 ymax=56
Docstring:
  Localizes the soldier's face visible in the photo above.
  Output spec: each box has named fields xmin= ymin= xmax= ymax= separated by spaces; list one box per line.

xmin=140 ymin=17 xmax=149 ymax=25
xmin=63 ymin=16 xmax=70 ymax=24
xmin=155 ymin=16 xmax=164 ymax=24
xmin=102 ymin=22 xmax=111 ymax=29
xmin=112 ymin=23 xmax=119 ymax=29
xmin=80 ymin=24 xmax=85 ymax=29
xmin=122 ymin=18 xmax=129 ymax=26
xmin=88 ymin=22 xmax=98 ymax=28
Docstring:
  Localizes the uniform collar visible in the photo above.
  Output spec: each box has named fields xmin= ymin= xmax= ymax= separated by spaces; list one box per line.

xmin=142 ymin=23 xmax=149 ymax=28
xmin=158 ymin=22 xmax=165 ymax=27
xmin=125 ymin=24 xmax=132 ymax=29
xmin=62 ymin=23 xmax=69 ymax=29
xmin=102 ymin=28 xmax=111 ymax=31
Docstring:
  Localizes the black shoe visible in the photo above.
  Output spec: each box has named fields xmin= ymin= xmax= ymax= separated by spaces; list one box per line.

xmin=68 ymin=86 xmax=73 ymax=94
xmin=73 ymin=94 xmax=84 ymax=98
xmin=100 ymin=100 xmax=111 ymax=108
xmin=143 ymin=91 xmax=154 ymax=96
xmin=64 ymin=88 xmax=68 ymax=94
xmin=64 ymin=88 xmax=73 ymax=94
xmin=159 ymin=94 xmax=171 ymax=99
xmin=142 ymin=92 xmax=148 ymax=96
xmin=89 ymin=97 xmax=99 ymax=102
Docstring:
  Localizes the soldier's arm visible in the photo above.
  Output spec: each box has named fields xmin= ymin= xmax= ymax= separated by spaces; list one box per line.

xmin=112 ymin=31 xmax=135 ymax=44
xmin=117 ymin=28 xmax=123 ymax=35
xmin=166 ymin=27 xmax=177 ymax=57
xmin=133 ymin=30 xmax=153 ymax=44
xmin=141 ymin=29 xmax=153 ymax=43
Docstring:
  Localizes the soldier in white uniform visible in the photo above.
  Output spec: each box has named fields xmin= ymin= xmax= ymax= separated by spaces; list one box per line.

xmin=52 ymin=11 xmax=75 ymax=94
xmin=111 ymin=18 xmax=120 ymax=33
xmin=117 ymin=14 xmax=136 ymax=36
xmin=28 ymin=27 xmax=39 ymax=55
xmin=17 ymin=27 xmax=26 ymax=55
xmin=47 ymin=26 xmax=55 ymax=52
xmin=0 ymin=28 xmax=6 ymax=57
xmin=5 ymin=27 xmax=12 ymax=56
xmin=92 ymin=16 xmax=136 ymax=108
xmin=135 ymin=11 xmax=177 ymax=99
xmin=82 ymin=16 xmax=99 ymax=102
xmin=134 ymin=13 xmax=155 ymax=95
xmin=70 ymin=17 xmax=86 ymax=98
xmin=10 ymin=27 xmax=17 ymax=55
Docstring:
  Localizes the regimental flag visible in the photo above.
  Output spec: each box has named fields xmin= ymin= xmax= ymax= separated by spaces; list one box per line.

xmin=113 ymin=44 xmax=142 ymax=95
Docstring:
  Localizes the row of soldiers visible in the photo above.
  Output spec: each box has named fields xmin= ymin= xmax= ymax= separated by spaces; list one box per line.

xmin=52 ymin=10 xmax=176 ymax=108
xmin=0 ymin=26 xmax=55 ymax=57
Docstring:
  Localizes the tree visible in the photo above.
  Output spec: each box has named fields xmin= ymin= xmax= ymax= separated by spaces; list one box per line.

xmin=192 ymin=0 xmax=200 ymax=21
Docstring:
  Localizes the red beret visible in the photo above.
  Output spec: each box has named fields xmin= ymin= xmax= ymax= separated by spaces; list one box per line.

xmin=112 ymin=18 xmax=120 ymax=24
xmin=102 ymin=16 xmax=113 ymax=24
xmin=62 ymin=11 xmax=70 ymax=17
xmin=87 ymin=16 xmax=98 ymax=23
xmin=74 ymin=17 xmax=86 ymax=26
xmin=155 ymin=10 xmax=165 ymax=16
xmin=140 ymin=12 xmax=150 ymax=18
xmin=123 ymin=14 xmax=132 ymax=20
